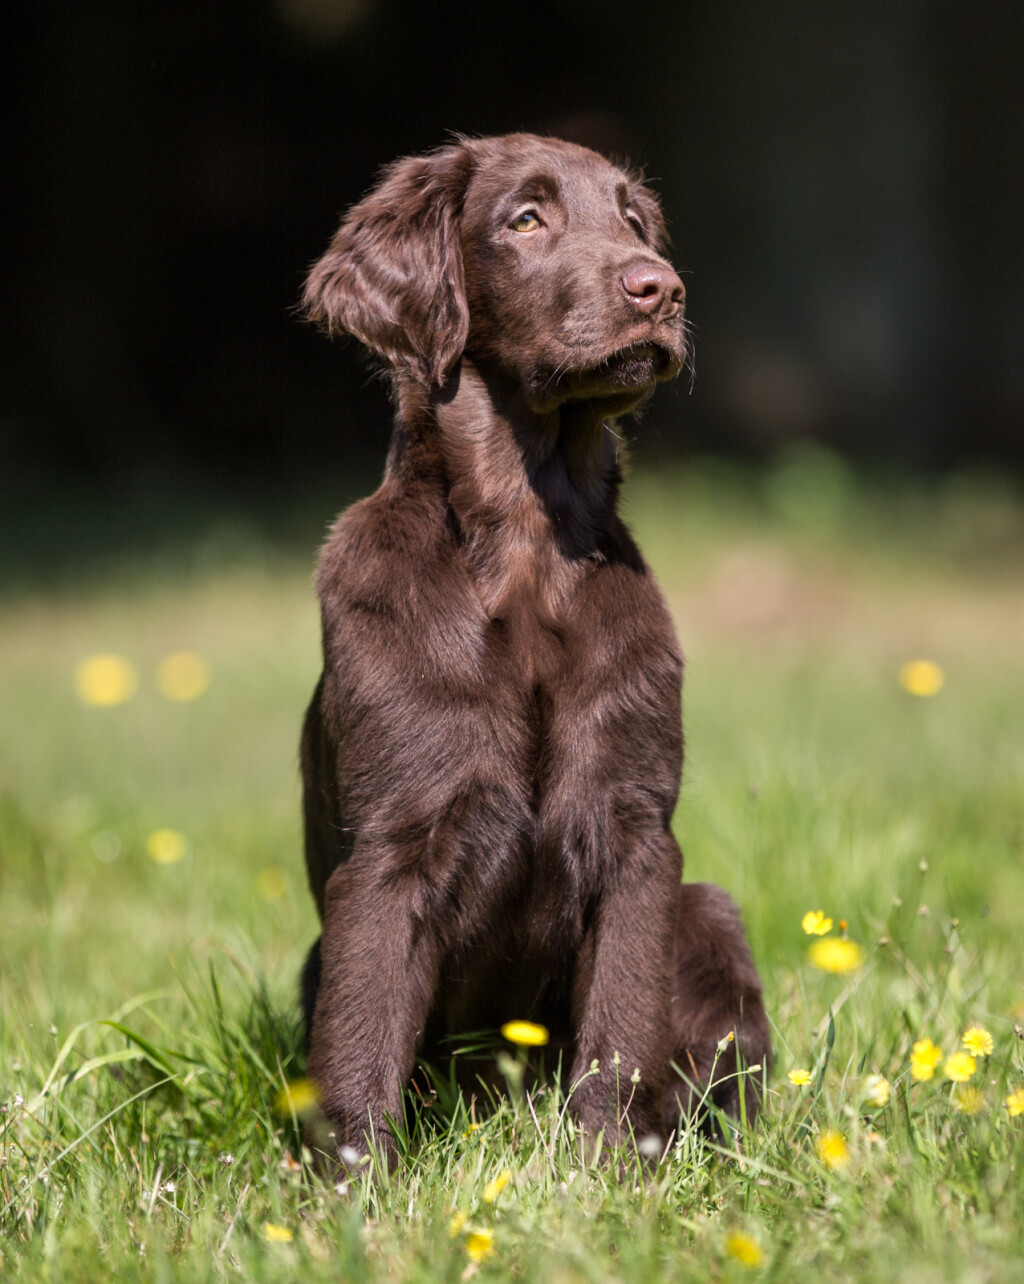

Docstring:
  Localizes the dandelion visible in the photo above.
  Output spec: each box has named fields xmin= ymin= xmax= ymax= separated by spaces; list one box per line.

xmin=156 ymin=650 xmax=211 ymax=702
xmin=74 ymin=654 xmax=138 ymax=706
xmin=500 ymin=1020 xmax=549 ymax=1047
xmin=262 ymin=1223 xmax=293 ymax=1243
xmin=274 ymin=1078 xmax=319 ymax=1117
xmin=787 ymin=1069 xmax=812 ymax=1086
xmin=801 ymin=910 xmax=833 ymax=936
xmin=862 ymin=1074 xmax=891 ymax=1108
xmin=953 ymin=1085 xmax=985 ymax=1115
xmin=943 ymin=1051 xmax=976 ymax=1083
xmin=898 ymin=659 xmax=945 ymax=697
xmin=807 ymin=937 xmax=864 ymax=975
xmin=448 ymin=1211 xmax=468 ymax=1237
xmin=725 ymin=1231 xmax=765 ymax=1268
xmin=814 ymin=1130 xmax=849 ymax=1171
xmin=255 ymin=868 xmax=288 ymax=901
xmin=482 ymin=1169 xmax=512 ymax=1203
xmin=962 ymin=1027 xmax=994 ymax=1058
xmin=146 ymin=829 xmax=187 ymax=864
xmin=465 ymin=1228 xmax=495 ymax=1262
xmin=909 ymin=1038 xmax=943 ymax=1081
xmin=1004 ymin=1088 xmax=1024 ymax=1117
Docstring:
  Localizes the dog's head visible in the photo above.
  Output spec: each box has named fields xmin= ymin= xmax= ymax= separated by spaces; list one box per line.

xmin=303 ymin=134 xmax=689 ymax=415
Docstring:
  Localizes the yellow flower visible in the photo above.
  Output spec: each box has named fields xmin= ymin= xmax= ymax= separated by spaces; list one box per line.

xmin=787 ymin=1068 xmax=812 ymax=1086
xmin=807 ymin=937 xmax=864 ymax=975
xmin=962 ymin=1027 xmax=993 ymax=1058
xmin=482 ymin=1169 xmax=512 ymax=1203
xmin=500 ymin=1020 xmax=549 ymax=1047
xmin=862 ymin=1074 xmax=891 ymax=1108
xmin=909 ymin=1038 xmax=943 ymax=1081
xmin=274 ymin=1078 xmax=318 ymax=1117
xmin=801 ymin=910 xmax=833 ymax=936
xmin=156 ymin=650 xmax=211 ymax=702
xmin=146 ymin=829 xmax=187 ymax=864
xmin=725 ymin=1231 xmax=765 ymax=1268
xmin=262 ymin=1223 xmax=293 ymax=1243
xmin=465 ymin=1228 xmax=495 ymax=1262
xmin=1005 ymin=1087 xmax=1024 ymax=1117
xmin=448 ymin=1211 xmax=468 ymax=1238
xmin=255 ymin=868 xmax=288 ymax=901
xmin=814 ymin=1130 xmax=849 ymax=1171
xmin=898 ymin=659 xmax=945 ymax=697
xmin=953 ymin=1085 xmax=985 ymax=1115
xmin=943 ymin=1051 xmax=976 ymax=1082
xmin=74 ymin=654 xmax=138 ymax=706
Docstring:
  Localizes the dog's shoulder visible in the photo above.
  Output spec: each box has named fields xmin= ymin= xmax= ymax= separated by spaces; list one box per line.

xmin=315 ymin=481 xmax=436 ymax=588
xmin=313 ymin=478 xmax=482 ymax=637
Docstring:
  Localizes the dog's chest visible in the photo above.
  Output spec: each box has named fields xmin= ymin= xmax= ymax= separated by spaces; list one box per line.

xmin=482 ymin=585 xmax=567 ymax=698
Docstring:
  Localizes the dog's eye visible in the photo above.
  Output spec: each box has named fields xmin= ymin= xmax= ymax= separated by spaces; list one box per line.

xmin=511 ymin=210 xmax=541 ymax=233
xmin=626 ymin=210 xmax=648 ymax=242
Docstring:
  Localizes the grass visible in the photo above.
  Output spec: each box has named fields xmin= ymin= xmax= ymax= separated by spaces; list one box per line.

xmin=2 ymin=453 xmax=1024 ymax=1281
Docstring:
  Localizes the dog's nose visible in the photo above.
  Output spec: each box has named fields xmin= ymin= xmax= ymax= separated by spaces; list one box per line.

xmin=621 ymin=262 xmax=685 ymax=319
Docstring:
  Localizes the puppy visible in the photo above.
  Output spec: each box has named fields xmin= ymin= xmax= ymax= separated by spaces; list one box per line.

xmin=298 ymin=134 xmax=769 ymax=1170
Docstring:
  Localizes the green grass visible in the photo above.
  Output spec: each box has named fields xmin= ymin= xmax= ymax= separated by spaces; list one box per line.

xmin=3 ymin=457 xmax=1024 ymax=1281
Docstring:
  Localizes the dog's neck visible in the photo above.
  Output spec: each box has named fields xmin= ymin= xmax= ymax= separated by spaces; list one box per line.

xmin=393 ymin=358 xmax=623 ymax=550
xmin=387 ymin=359 xmax=626 ymax=615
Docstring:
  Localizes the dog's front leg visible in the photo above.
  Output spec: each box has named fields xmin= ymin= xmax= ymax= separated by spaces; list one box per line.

xmin=306 ymin=858 xmax=439 ymax=1175
xmin=569 ymin=835 xmax=679 ymax=1155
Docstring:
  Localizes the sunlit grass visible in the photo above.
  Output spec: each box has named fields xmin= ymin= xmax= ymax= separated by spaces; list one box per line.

xmin=2 ymin=461 xmax=1023 ymax=1280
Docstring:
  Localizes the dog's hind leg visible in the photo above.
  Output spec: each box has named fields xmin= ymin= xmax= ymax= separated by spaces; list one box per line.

xmin=664 ymin=882 xmax=771 ymax=1131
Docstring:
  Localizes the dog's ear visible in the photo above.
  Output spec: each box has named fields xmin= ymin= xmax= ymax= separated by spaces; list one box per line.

xmin=303 ymin=143 xmax=474 ymax=385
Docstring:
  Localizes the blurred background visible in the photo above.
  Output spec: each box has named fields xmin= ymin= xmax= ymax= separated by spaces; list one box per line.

xmin=4 ymin=1 xmax=1024 ymax=571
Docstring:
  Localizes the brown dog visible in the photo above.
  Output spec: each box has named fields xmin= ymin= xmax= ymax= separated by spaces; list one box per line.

xmin=298 ymin=134 xmax=769 ymax=1170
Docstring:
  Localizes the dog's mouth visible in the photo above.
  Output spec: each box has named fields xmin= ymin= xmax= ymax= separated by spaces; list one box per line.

xmin=561 ymin=339 xmax=683 ymax=408
xmin=527 ymin=332 xmax=688 ymax=412
xmin=589 ymin=341 xmax=675 ymax=390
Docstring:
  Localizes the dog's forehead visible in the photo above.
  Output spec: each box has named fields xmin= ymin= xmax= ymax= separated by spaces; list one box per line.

xmin=464 ymin=135 xmax=628 ymax=217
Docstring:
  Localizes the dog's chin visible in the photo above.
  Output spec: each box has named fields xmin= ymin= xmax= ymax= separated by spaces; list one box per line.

xmin=593 ymin=342 xmax=672 ymax=391
xmin=541 ymin=342 xmax=681 ymax=411
xmin=521 ymin=339 xmax=686 ymax=414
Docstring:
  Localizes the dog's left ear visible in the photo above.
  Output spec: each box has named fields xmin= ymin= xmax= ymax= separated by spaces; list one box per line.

xmin=303 ymin=143 xmax=475 ymax=385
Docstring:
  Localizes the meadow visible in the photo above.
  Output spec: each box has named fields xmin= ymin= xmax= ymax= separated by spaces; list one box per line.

xmin=2 ymin=453 xmax=1023 ymax=1281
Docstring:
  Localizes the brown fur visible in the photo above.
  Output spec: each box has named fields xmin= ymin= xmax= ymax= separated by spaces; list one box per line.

xmin=299 ymin=134 xmax=770 ymax=1169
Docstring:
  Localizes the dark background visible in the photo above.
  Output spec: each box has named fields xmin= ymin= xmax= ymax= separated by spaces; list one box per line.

xmin=5 ymin=1 xmax=1023 ymax=518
